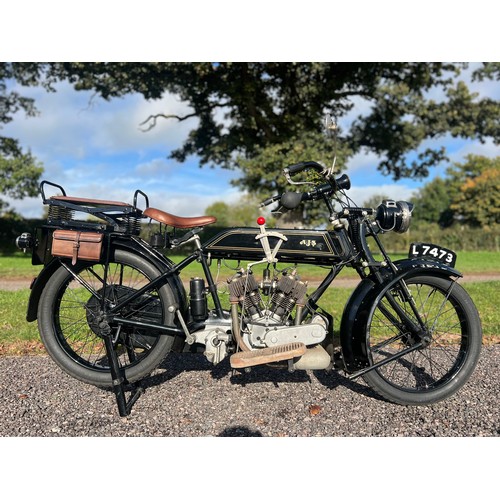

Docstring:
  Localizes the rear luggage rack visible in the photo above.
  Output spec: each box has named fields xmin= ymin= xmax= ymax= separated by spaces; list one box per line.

xmin=40 ymin=180 xmax=149 ymax=234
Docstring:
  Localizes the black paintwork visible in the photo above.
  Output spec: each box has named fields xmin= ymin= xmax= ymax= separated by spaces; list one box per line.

xmin=203 ymin=227 xmax=354 ymax=264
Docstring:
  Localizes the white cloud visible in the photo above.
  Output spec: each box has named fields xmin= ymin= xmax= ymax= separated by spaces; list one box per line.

xmin=3 ymin=196 xmax=44 ymax=219
xmin=344 ymin=148 xmax=382 ymax=174
xmin=2 ymin=81 xmax=193 ymax=162
xmin=346 ymin=184 xmax=418 ymax=207
xmin=135 ymin=158 xmax=175 ymax=176
xmin=145 ymin=187 xmax=243 ymax=217
xmin=448 ymin=138 xmax=500 ymax=163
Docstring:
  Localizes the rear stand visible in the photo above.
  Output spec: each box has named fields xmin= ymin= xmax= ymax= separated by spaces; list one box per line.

xmin=103 ymin=335 xmax=144 ymax=417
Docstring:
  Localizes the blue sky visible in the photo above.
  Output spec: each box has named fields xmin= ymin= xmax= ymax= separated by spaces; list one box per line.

xmin=3 ymin=65 xmax=499 ymax=220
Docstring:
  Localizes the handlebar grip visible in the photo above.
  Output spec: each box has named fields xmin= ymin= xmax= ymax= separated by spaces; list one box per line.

xmin=284 ymin=161 xmax=325 ymax=176
xmin=280 ymin=192 xmax=305 ymax=210
xmin=259 ymin=194 xmax=282 ymax=207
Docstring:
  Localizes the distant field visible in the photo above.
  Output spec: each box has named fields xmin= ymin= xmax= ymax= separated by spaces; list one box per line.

xmin=1 ymin=251 xmax=498 ymax=355
xmin=1 ymin=278 xmax=498 ymax=356
xmin=1 ymin=251 xmax=499 ymax=281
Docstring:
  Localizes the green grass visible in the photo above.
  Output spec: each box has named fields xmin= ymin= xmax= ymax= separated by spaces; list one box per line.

xmin=1 ymin=251 xmax=499 ymax=281
xmin=1 ymin=251 xmax=498 ymax=354
xmin=0 ymin=289 xmax=42 ymax=353
xmin=462 ymin=281 xmax=500 ymax=339
xmin=1 ymin=279 xmax=498 ymax=356
xmin=453 ymin=251 xmax=500 ymax=273
xmin=0 ymin=254 xmax=36 ymax=279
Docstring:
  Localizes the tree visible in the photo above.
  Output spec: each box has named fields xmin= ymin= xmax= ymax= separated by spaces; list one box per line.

xmin=447 ymin=155 xmax=500 ymax=227
xmin=410 ymin=177 xmax=454 ymax=227
xmin=0 ymin=152 xmax=44 ymax=214
xmin=205 ymin=195 xmax=263 ymax=227
xmin=1 ymin=64 xmax=45 ymax=211
xmin=453 ymin=167 xmax=500 ymax=226
xmin=1 ymin=63 xmax=52 ymax=158
xmin=2 ymin=62 xmax=499 ymax=207
xmin=363 ymin=194 xmax=391 ymax=209
xmin=410 ymin=154 xmax=500 ymax=228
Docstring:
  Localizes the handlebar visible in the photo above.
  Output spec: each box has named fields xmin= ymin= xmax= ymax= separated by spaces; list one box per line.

xmin=283 ymin=160 xmax=350 ymax=190
xmin=260 ymin=160 xmax=352 ymax=210
xmin=283 ymin=161 xmax=325 ymax=176
xmin=260 ymin=193 xmax=283 ymax=207
xmin=260 ymin=173 xmax=351 ymax=208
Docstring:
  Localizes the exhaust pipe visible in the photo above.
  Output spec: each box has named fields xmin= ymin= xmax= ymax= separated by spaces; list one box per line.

xmin=293 ymin=344 xmax=332 ymax=370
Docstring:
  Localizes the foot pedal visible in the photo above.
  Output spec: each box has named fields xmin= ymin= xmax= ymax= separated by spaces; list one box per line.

xmin=230 ymin=342 xmax=307 ymax=369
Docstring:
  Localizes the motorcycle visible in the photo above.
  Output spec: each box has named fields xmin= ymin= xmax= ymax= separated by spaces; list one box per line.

xmin=16 ymin=151 xmax=482 ymax=417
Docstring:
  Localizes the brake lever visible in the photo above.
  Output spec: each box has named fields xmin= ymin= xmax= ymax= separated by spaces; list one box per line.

xmin=283 ymin=170 xmax=316 ymax=186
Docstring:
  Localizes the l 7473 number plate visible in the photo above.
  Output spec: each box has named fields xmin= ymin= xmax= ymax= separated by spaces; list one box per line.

xmin=409 ymin=242 xmax=457 ymax=267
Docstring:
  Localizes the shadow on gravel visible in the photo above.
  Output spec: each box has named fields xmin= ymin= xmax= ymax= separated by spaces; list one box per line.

xmin=118 ymin=352 xmax=385 ymax=405
xmin=229 ymin=365 xmax=385 ymax=402
xmin=313 ymin=370 xmax=386 ymax=402
xmin=95 ymin=353 xmax=216 ymax=396
xmin=218 ymin=426 xmax=263 ymax=437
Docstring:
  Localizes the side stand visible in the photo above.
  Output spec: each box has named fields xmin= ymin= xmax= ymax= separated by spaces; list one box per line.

xmin=103 ymin=334 xmax=144 ymax=417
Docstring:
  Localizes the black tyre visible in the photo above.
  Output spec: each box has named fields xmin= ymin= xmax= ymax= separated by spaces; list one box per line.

xmin=363 ymin=275 xmax=482 ymax=405
xmin=37 ymin=249 xmax=178 ymax=387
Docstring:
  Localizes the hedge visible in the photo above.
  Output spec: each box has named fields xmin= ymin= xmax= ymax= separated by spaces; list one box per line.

xmin=1 ymin=217 xmax=499 ymax=255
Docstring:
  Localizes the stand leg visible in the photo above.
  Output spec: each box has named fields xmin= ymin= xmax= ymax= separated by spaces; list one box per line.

xmin=103 ymin=334 xmax=144 ymax=417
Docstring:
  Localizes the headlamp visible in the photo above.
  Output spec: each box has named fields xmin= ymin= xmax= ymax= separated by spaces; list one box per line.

xmin=375 ymin=200 xmax=413 ymax=233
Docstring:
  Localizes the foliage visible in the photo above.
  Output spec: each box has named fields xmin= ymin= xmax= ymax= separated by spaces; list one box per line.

xmin=376 ymin=222 xmax=500 ymax=253
xmin=410 ymin=155 xmax=500 ymax=228
xmin=1 ymin=63 xmax=54 ymax=157
xmin=2 ymin=62 xmax=499 ymax=201
xmin=0 ymin=152 xmax=44 ymax=213
xmin=410 ymin=177 xmax=453 ymax=227
xmin=453 ymin=167 xmax=500 ymax=226
xmin=447 ymin=155 xmax=500 ymax=226
xmin=1 ymin=64 xmax=45 ymax=211
xmin=204 ymin=194 xmax=264 ymax=227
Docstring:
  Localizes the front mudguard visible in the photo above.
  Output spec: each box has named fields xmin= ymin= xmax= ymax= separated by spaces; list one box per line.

xmin=339 ymin=258 xmax=462 ymax=374
xmin=26 ymin=236 xmax=187 ymax=322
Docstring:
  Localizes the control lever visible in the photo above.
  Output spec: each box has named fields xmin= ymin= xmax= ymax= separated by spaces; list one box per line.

xmin=254 ymin=217 xmax=288 ymax=264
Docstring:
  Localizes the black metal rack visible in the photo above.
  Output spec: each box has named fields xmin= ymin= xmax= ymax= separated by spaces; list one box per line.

xmin=40 ymin=180 xmax=150 ymax=234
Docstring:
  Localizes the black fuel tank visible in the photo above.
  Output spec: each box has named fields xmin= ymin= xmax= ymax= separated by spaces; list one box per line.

xmin=203 ymin=227 xmax=354 ymax=264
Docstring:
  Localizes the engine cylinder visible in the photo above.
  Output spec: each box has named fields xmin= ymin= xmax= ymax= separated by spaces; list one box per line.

xmin=228 ymin=272 xmax=263 ymax=317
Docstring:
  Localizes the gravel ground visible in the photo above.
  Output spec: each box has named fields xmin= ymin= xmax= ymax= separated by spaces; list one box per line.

xmin=0 ymin=345 xmax=498 ymax=437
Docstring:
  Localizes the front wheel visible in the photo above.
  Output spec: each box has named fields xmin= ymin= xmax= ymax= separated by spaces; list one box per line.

xmin=362 ymin=275 xmax=482 ymax=405
xmin=37 ymin=249 xmax=179 ymax=387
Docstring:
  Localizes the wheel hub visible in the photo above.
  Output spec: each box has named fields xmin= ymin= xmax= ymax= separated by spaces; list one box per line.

xmin=85 ymin=285 xmax=160 ymax=347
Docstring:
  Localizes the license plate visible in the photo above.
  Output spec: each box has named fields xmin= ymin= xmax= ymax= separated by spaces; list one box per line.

xmin=409 ymin=242 xmax=457 ymax=267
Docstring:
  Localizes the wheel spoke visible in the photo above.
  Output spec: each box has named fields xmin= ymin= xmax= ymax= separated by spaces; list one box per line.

xmin=54 ymin=259 xmax=165 ymax=371
xmin=363 ymin=275 xmax=480 ymax=402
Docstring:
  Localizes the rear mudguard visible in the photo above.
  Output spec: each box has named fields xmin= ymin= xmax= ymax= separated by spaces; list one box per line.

xmin=339 ymin=258 xmax=462 ymax=373
xmin=26 ymin=236 xmax=187 ymax=322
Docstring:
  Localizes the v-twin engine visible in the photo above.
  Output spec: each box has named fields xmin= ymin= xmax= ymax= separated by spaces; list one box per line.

xmin=228 ymin=269 xmax=328 ymax=350
xmin=228 ymin=270 xmax=307 ymax=323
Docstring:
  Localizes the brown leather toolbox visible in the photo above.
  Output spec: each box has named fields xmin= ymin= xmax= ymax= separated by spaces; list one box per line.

xmin=52 ymin=230 xmax=104 ymax=265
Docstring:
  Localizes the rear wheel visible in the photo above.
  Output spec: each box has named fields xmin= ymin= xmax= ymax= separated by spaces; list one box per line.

xmin=38 ymin=249 xmax=178 ymax=387
xmin=363 ymin=275 xmax=482 ymax=405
